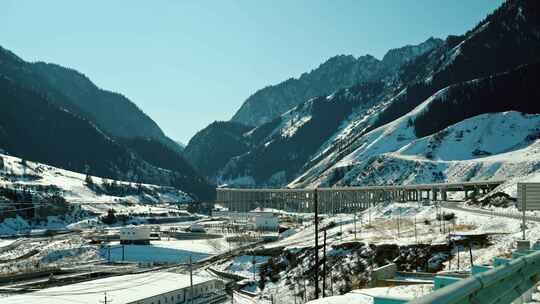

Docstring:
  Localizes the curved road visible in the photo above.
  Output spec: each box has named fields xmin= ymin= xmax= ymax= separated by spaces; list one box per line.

xmin=442 ymin=201 xmax=540 ymax=223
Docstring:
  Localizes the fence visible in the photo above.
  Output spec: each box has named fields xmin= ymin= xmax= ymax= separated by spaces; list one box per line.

xmin=409 ymin=250 xmax=540 ymax=304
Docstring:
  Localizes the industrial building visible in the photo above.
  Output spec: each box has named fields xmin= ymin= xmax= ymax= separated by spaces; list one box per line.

xmin=2 ymin=271 xmax=226 ymax=304
xmin=120 ymin=225 xmax=151 ymax=245
xmin=212 ymin=211 xmax=280 ymax=232
xmin=252 ymin=212 xmax=279 ymax=231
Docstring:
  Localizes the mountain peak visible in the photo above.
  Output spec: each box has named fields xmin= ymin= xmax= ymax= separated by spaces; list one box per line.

xmin=381 ymin=37 xmax=444 ymax=71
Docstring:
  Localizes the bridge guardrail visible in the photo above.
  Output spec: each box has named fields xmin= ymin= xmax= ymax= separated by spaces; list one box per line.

xmin=409 ymin=250 xmax=540 ymax=304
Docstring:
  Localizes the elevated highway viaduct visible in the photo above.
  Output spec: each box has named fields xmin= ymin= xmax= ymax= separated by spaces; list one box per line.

xmin=216 ymin=180 xmax=504 ymax=214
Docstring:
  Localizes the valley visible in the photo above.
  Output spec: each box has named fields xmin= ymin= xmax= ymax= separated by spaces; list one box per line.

xmin=1 ymin=0 xmax=540 ymax=303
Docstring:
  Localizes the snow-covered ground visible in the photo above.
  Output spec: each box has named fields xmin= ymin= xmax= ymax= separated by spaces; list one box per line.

xmin=306 ymin=285 xmax=432 ymax=304
xmin=0 ymin=234 xmax=100 ymax=276
xmin=103 ymin=238 xmax=228 ymax=263
xmin=0 ymin=153 xmax=193 ymax=235
xmin=217 ymin=198 xmax=538 ymax=304
xmin=0 ymin=153 xmax=191 ymax=211
xmin=291 ymin=105 xmax=540 ymax=194
xmin=213 ymin=255 xmax=269 ymax=279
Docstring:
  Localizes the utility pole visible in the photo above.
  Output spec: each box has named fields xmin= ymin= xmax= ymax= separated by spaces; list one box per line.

xmin=439 ymin=205 xmax=442 ymax=233
xmin=252 ymin=251 xmax=256 ymax=281
xmin=457 ymin=246 xmax=460 ymax=271
xmin=303 ymin=279 xmax=307 ymax=302
xmin=442 ymin=211 xmax=445 ymax=234
xmin=354 ymin=212 xmax=357 ymax=239
xmin=330 ymin=269 xmax=334 ymax=296
xmin=99 ymin=292 xmax=112 ymax=304
xmin=107 ymin=245 xmax=111 ymax=263
xmin=322 ymin=229 xmax=327 ymax=298
xmin=368 ymin=200 xmax=372 ymax=225
xmin=522 ymin=186 xmax=527 ymax=240
xmin=414 ymin=215 xmax=417 ymax=244
xmin=340 ymin=216 xmax=343 ymax=242
xmin=313 ymin=188 xmax=320 ymax=300
xmin=189 ymin=255 xmax=193 ymax=304
xmin=396 ymin=207 xmax=400 ymax=238
xmin=469 ymin=240 xmax=474 ymax=268
xmin=121 ymin=245 xmax=125 ymax=262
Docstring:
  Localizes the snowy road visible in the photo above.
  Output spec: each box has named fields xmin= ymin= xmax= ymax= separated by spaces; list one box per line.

xmin=442 ymin=202 xmax=540 ymax=222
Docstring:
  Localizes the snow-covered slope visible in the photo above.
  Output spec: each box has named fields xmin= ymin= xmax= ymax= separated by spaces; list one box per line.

xmin=0 ymin=153 xmax=192 ymax=216
xmin=398 ymin=111 xmax=540 ymax=161
xmin=218 ymin=81 xmax=390 ymax=187
xmin=289 ymin=87 xmax=448 ymax=187
xmin=289 ymin=0 xmax=540 ymax=189
xmin=294 ymin=111 xmax=540 ymax=199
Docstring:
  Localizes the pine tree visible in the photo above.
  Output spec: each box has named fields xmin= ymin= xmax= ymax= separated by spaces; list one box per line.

xmin=111 ymin=180 xmax=119 ymax=195
xmin=0 ymin=156 xmax=4 ymax=171
xmin=85 ymin=174 xmax=94 ymax=186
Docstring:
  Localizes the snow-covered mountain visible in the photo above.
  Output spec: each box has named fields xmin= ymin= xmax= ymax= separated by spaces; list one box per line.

xmin=188 ymin=0 xmax=540 ymax=189
xmin=0 ymin=46 xmax=214 ymax=200
xmin=0 ymin=153 xmax=191 ymax=218
xmin=230 ymin=38 xmax=443 ymax=127
xmin=298 ymin=109 xmax=540 ymax=186
xmin=292 ymin=60 xmax=540 ymax=187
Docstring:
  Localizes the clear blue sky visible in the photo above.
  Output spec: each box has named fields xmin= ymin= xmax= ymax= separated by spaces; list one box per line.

xmin=1 ymin=1 xmax=503 ymax=143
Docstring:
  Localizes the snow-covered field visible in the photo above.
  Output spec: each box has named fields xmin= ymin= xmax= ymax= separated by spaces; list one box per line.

xmin=0 ymin=153 xmax=191 ymax=211
xmin=306 ymin=285 xmax=433 ymax=304
xmin=0 ymin=153 xmax=194 ymax=235
xmin=103 ymin=238 xmax=228 ymax=263
xmin=218 ymin=198 xmax=538 ymax=304
xmin=0 ymin=234 xmax=100 ymax=276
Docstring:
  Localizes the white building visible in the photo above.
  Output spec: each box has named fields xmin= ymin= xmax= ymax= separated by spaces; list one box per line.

xmin=212 ymin=211 xmax=280 ymax=232
xmin=252 ymin=213 xmax=279 ymax=232
xmin=190 ymin=223 xmax=206 ymax=233
xmin=120 ymin=225 xmax=151 ymax=245
xmin=3 ymin=271 xmax=226 ymax=304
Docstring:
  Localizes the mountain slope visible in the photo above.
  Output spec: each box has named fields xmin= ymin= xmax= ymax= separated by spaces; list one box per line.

xmin=120 ymin=137 xmax=214 ymax=198
xmin=0 ymin=47 xmax=213 ymax=200
xmin=194 ymin=0 xmax=540 ymax=188
xmin=188 ymin=39 xmax=443 ymax=184
xmin=289 ymin=0 xmax=540 ymax=188
xmin=31 ymin=62 xmax=183 ymax=153
xmin=330 ymin=112 xmax=540 ymax=188
xmin=231 ymin=38 xmax=442 ymax=127
xmin=371 ymin=0 xmax=540 ymax=133
xmin=218 ymin=81 xmax=388 ymax=186
xmin=183 ymin=121 xmax=252 ymax=182
xmin=291 ymin=62 xmax=540 ymax=188
xmin=0 ymin=152 xmax=191 ymax=228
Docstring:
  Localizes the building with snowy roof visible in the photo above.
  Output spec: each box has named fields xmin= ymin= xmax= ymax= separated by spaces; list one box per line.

xmin=120 ymin=225 xmax=151 ymax=245
xmin=2 ymin=271 xmax=226 ymax=304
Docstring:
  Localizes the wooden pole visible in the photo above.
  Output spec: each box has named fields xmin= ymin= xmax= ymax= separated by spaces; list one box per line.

xmin=190 ymin=255 xmax=193 ymax=304
xmin=523 ymin=185 xmax=527 ymax=240
xmin=469 ymin=240 xmax=474 ymax=268
xmin=314 ymin=188 xmax=320 ymax=299
xmin=322 ymin=229 xmax=327 ymax=298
